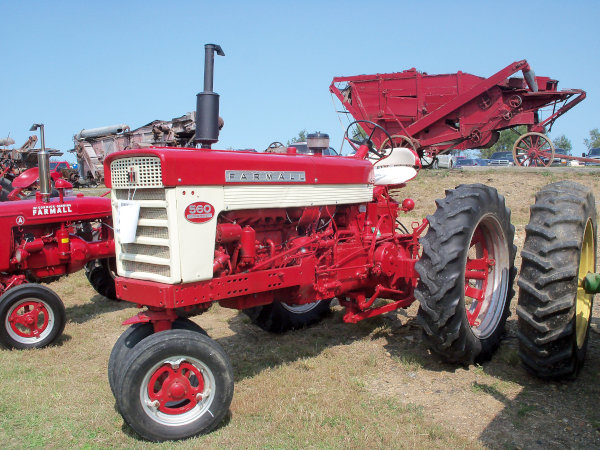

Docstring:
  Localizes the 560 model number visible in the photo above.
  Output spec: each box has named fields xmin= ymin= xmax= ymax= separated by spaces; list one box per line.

xmin=185 ymin=202 xmax=215 ymax=223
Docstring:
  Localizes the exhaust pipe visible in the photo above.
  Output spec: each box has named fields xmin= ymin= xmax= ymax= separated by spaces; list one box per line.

xmin=29 ymin=123 xmax=51 ymax=202
xmin=194 ymin=43 xmax=225 ymax=148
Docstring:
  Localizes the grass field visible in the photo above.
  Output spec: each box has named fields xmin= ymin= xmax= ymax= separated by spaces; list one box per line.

xmin=1 ymin=168 xmax=600 ymax=448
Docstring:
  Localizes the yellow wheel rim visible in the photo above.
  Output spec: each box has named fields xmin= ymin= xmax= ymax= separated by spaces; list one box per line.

xmin=576 ymin=219 xmax=595 ymax=349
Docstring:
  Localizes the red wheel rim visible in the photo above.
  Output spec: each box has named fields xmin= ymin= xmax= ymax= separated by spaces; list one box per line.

xmin=465 ymin=228 xmax=494 ymax=327
xmin=8 ymin=300 xmax=50 ymax=338
xmin=147 ymin=362 xmax=205 ymax=415
xmin=514 ymin=134 xmax=553 ymax=167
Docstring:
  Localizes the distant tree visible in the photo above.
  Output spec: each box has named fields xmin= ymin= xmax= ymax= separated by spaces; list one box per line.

xmin=351 ymin=126 xmax=367 ymax=142
xmin=552 ymin=134 xmax=572 ymax=154
xmin=479 ymin=125 xmax=527 ymax=159
xmin=287 ymin=129 xmax=307 ymax=146
xmin=584 ymin=128 xmax=600 ymax=150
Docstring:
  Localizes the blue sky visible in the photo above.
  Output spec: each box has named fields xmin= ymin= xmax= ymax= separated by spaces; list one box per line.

xmin=1 ymin=1 xmax=598 ymax=161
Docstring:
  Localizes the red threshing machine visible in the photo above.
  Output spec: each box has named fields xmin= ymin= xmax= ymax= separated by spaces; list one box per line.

xmin=0 ymin=124 xmax=116 ymax=350
xmin=104 ymin=45 xmax=517 ymax=441
xmin=330 ymin=60 xmax=586 ymax=167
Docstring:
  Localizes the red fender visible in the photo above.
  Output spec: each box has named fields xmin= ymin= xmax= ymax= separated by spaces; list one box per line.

xmin=12 ymin=167 xmax=61 ymax=189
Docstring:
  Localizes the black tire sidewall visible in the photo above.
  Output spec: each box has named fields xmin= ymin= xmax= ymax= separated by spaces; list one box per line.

xmin=243 ymin=299 xmax=332 ymax=333
xmin=110 ymin=318 xmax=208 ymax=397
xmin=0 ymin=284 xmax=66 ymax=349
xmin=86 ymin=258 xmax=117 ymax=300
xmin=416 ymin=184 xmax=515 ymax=364
xmin=116 ymin=330 xmax=233 ymax=442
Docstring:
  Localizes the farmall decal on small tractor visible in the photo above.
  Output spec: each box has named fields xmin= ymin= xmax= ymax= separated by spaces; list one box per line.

xmin=101 ymin=45 xmax=521 ymax=442
xmin=0 ymin=124 xmax=116 ymax=350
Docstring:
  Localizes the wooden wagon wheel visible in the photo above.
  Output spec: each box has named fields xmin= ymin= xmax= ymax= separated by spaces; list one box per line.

xmin=512 ymin=132 xmax=555 ymax=167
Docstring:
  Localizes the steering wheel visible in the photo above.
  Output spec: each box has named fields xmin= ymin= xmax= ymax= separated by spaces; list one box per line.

xmin=265 ymin=141 xmax=286 ymax=152
xmin=344 ymin=120 xmax=395 ymax=159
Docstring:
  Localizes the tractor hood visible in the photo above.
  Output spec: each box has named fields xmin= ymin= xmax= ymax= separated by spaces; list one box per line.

xmin=104 ymin=147 xmax=374 ymax=188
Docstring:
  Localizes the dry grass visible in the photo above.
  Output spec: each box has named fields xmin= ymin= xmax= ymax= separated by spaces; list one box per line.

xmin=1 ymin=168 xmax=600 ymax=448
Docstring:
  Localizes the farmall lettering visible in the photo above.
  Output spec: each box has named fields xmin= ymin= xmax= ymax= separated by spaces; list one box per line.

xmin=225 ymin=170 xmax=306 ymax=183
xmin=32 ymin=203 xmax=73 ymax=216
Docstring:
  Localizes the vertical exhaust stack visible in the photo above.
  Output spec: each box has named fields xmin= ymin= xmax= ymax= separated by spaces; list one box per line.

xmin=195 ymin=44 xmax=225 ymax=149
xmin=29 ymin=123 xmax=51 ymax=202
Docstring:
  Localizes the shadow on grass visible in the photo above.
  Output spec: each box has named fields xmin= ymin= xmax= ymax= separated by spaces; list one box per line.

xmin=475 ymin=319 xmax=600 ymax=448
xmin=65 ymin=294 xmax=130 ymax=324
xmin=371 ymin=313 xmax=600 ymax=447
xmin=216 ymin=307 xmax=382 ymax=382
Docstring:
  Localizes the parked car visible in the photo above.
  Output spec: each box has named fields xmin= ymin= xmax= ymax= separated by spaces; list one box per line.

xmin=488 ymin=151 xmax=514 ymax=166
xmin=585 ymin=148 xmax=600 ymax=166
xmin=422 ymin=153 xmax=456 ymax=169
xmin=455 ymin=158 xmax=479 ymax=168
xmin=476 ymin=158 xmax=489 ymax=166
xmin=551 ymin=148 xmax=571 ymax=166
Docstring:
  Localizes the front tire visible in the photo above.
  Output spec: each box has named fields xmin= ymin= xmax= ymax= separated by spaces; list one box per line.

xmin=114 ymin=329 xmax=234 ymax=442
xmin=0 ymin=284 xmax=66 ymax=349
xmin=415 ymin=184 xmax=516 ymax=364
xmin=243 ymin=299 xmax=332 ymax=333
xmin=517 ymin=181 xmax=596 ymax=379
xmin=108 ymin=318 xmax=207 ymax=396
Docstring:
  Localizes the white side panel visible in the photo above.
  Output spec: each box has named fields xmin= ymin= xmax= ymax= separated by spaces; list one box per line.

xmin=223 ymin=184 xmax=372 ymax=210
xmin=175 ymin=186 xmax=225 ymax=283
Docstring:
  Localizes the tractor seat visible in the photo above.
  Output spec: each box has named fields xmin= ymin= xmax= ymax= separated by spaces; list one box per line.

xmin=371 ymin=147 xmax=419 ymax=185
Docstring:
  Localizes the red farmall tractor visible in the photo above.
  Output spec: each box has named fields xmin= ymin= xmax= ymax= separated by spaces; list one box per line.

xmin=0 ymin=124 xmax=115 ymax=350
xmin=103 ymin=45 xmax=516 ymax=441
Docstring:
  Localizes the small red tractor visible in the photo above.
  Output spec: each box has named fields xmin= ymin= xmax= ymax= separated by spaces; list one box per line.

xmin=0 ymin=124 xmax=116 ymax=350
xmin=104 ymin=45 xmax=517 ymax=441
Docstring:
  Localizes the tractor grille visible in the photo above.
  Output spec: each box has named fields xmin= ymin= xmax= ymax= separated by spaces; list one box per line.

xmin=113 ymin=188 xmax=165 ymax=201
xmin=122 ymin=243 xmax=170 ymax=259
xmin=113 ymin=192 xmax=174 ymax=282
xmin=135 ymin=225 xmax=169 ymax=240
xmin=110 ymin=156 xmax=163 ymax=188
xmin=122 ymin=260 xmax=171 ymax=278
xmin=111 ymin=154 xmax=176 ymax=282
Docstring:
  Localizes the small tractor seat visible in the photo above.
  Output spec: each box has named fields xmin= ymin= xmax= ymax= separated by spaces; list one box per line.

xmin=371 ymin=147 xmax=420 ymax=186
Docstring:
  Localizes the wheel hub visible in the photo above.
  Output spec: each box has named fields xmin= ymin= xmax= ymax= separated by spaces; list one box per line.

xmin=8 ymin=301 xmax=49 ymax=338
xmin=167 ymin=380 xmax=187 ymax=401
xmin=463 ymin=216 xmax=509 ymax=339
xmin=147 ymin=361 xmax=205 ymax=415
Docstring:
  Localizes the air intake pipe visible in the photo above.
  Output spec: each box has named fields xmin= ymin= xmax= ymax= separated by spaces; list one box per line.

xmin=195 ymin=43 xmax=225 ymax=148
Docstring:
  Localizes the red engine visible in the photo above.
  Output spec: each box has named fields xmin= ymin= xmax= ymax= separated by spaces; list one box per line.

xmin=209 ymin=188 xmax=421 ymax=322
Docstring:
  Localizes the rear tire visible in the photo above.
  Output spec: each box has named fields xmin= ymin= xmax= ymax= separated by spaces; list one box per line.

xmin=517 ymin=181 xmax=596 ymax=379
xmin=243 ymin=299 xmax=332 ymax=333
xmin=85 ymin=258 xmax=117 ymax=300
xmin=114 ymin=329 xmax=233 ymax=441
xmin=415 ymin=184 xmax=516 ymax=364
xmin=0 ymin=284 xmax=66 ymax=349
